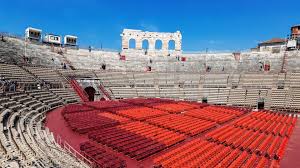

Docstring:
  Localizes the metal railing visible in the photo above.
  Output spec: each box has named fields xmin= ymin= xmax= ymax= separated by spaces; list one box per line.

xmin=55 ymin=133 xmax=93 ymax=167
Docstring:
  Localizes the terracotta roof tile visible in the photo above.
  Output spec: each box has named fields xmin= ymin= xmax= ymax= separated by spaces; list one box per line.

xmin=259 ymin=38 xmax=286 ymax=45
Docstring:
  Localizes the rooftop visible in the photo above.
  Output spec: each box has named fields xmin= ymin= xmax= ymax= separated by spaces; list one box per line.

xmin=259 ymin=38 xmax=286 ymax=45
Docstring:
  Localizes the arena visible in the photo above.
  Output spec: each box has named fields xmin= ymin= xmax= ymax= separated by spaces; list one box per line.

xmin=0 ymin=25 xmax=299 ymax=167
xmin=1 ymin=2 xmax=300 ymax=166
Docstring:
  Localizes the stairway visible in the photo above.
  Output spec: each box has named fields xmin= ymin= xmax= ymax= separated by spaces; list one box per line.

xmin=50 ymin=46 xmax=76 ymax=70
xmin=281 ymin=52 xmax=288 ymax=73
xmin=61 ymin=53 xmax=76 ymax=70
xmin=70 ymin=80 xmax=89 ymax=102
xmin=99 ymin=84 xmax=112 ymax=100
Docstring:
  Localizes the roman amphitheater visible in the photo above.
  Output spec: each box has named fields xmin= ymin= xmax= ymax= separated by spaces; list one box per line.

xmin=0 ymin=27 xmax=300 ymax=168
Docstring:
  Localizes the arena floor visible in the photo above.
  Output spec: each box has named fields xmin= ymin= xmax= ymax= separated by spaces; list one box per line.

xmin=45 ymin=99 xmax=300 ymax=168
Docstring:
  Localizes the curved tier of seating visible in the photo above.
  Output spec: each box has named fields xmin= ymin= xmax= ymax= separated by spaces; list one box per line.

xmin=2 ymin=60 xmax=300 ymax=112
xmin=0 ymin=90 xmax=89 ymax=168
xmin=2 ymin=36 xmax=300 ymax=73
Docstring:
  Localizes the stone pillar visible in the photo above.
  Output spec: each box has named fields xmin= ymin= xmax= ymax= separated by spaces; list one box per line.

xmin=136 ymin=38 xmax=142 ymax=50
xmin=148 ymin=38 xmax=156 ymax=50
xmin=175 ymin=40 xmax=182 ymax=51
xmin=122 ymin=36 xmax=129 ymax=49
xmin=162 ymin=39 xmax=169 ymax=50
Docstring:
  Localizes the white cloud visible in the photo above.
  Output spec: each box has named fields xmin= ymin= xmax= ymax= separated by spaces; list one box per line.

xmin=139 ymin=22 xmax=159 ymax=32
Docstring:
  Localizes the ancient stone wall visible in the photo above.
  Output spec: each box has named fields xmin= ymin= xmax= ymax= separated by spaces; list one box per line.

xmin=121 ymin=29 xmax=182 ymax=56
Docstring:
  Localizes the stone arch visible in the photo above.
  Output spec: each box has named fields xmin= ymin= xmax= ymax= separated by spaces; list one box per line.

xmin=84 ymin=86 xmax=96 ymax=101
xmin=128 ymin=38 xmax=136 ymax=49
xmin=175 ymin=41 xmax=181 ymax=51
xmin=168 ymin=40 xmax=176 ymax=50
xmin=142 ymin=39 xmax=149 ymax=50
xmin=155 ymin=39 xmax=163 ymax=50
xmin=121 ymin=29 xmax=182 ymax=55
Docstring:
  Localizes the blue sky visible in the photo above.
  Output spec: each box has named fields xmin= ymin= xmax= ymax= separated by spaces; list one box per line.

xmin=0 ymin=0 xmax=299 ymax=51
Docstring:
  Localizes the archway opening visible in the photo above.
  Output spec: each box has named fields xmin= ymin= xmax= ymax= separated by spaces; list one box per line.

xmin=202 ymin=97 xmax=208 ymax=103
xmin=258 ymin=97 xmax=265 ymax=109
xmin=142 ymin=39 xmax=149 ymax=50
xmin=155 ymin=40 xmax=162 ymax=50
xmin=168 ymin=40 xmax=175 ymax=50
xmin=84 ymin=86 xmax=96 ymax=101
xmin=129 ymin=39 xmax=136 ymax=49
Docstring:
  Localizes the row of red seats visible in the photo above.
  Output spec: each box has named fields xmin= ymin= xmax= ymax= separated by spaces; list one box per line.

xmin=203 ymin=106 xmax=246 ymax=116
xmin=121 ymin=98 xmax=208 ymax=109
xmin=80 ymin=141 xmax=126 ymax=168
xmin=90 ymin=132 xmax=164 ymax=160
xmin=233 ymin=115 xmax=295 ymax=137
xmin=63 ymin=104 xmax=93 ymax=114
xmin=206 ymin=125 xmax=290 ymax=159
xmin=185 ymin=108 xmax=238 ymax=124
xmin=146 ymin=114 xmax=216 ymax=136
xmin=84 ymin=100 xmax=129 ymax=110
xmin=153 ymin=103 xmax=196 ymax=113
xmin=64 ymin=110 xmax=130 ymax=134
xmin=117 ymin=107 xmax=168 ymax=120
xmin=88 ymin=122 xmax=185 ymax=160
xmin=143 ymin=102 xmax=173 ymax=108
xmin=177 ymin=101 xmax=208 ymax=108
xmin=153 ymin=139 xmax=277 ymax=168
xmin=105 ymin=105 xmax=141 ymax=113
xmin=250 ymin=110 xmax=297 ymax=125
xmin=153 ymin=138 xmax=202 ymax=165
xmin=110 ymin=122 xmax=185 ymax=146
xmin=98 ymin=113 xmax=131 ymax=122
xmin=120 ymin=98 xmax=172 ymax=105
xmin=70 ymin=80 xmax=89 ymax=102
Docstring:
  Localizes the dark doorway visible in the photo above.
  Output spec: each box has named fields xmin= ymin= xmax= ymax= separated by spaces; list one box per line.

xmin=258 ymin=102 xmax=264 ymax=110
xmin=202 ymin=97 xmax=208 ymax=103
xmin=258 ymin=98 xmax=265 ymax=110
xmin=84 ymin=86 xmax=96 ymax=101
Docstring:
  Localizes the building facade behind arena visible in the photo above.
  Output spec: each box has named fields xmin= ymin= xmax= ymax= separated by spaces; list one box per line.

xmin=0 ymin=26 xmax=300 ymax=167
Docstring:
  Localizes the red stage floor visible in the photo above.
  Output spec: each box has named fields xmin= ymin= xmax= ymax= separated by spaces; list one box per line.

xmin=45 ymin=107 xmax=89 ymax=151
xmin=45 ymin=101 xmax=300 ymax=168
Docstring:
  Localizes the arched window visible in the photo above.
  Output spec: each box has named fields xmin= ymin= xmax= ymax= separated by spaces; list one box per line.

xmin=155 ymin=39 xmax=162 ymax=50
xmin=168 ymin=40 xmax=175 ymax=50
xmin=142 ymin=39 xmax=149 ymax=50
xmin=129 ymin=39 xmax=136 ymax=49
